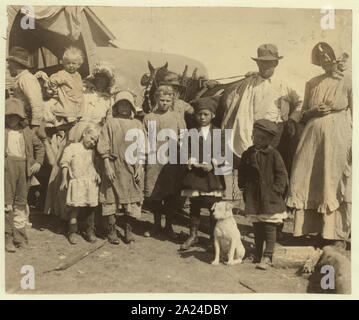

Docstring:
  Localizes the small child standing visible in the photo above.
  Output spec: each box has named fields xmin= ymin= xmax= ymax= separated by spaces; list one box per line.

xmin=180 ymin=96 xmax=226 ymax=251
xmin=97 ymin=91 xmax=145 ymax=245
xmin=46 ymin=46 xmax=85 ymax=126
xmin=5 ymin=98 xmax=44 ymax=252
xmin=143 ymin=86 xmax=184 ymax=239
xmin=238 ymin=119 xmax=288 ymax=270
xmin=60 ymin=124 xmax=101 ymax=244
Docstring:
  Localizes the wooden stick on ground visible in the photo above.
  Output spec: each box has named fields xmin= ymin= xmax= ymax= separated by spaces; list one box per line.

xmin=238 ymin=279 xmax=257 ymax=293
xmin=42 ymin=240 xmax=108 ymax=275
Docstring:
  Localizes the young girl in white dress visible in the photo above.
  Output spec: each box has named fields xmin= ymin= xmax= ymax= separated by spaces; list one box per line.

xmin=60 ymin=123 xmax=101 ymax=244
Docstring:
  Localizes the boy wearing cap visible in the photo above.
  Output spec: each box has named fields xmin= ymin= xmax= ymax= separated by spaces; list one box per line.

xmin=5 ymin=98 xmax=44 ymax=252
xmin=238 ymin=119 xmax=288 ymax=270
xmin=7 ymin=47 xmax=44 ymax=128
xmin=180 ymin=96 xmax=226 ymax=251
xmin=97 ymin=91 xmax=145 ymax=244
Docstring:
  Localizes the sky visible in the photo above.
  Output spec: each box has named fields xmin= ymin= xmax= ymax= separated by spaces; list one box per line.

xmin=93 ymin=7 xmax=351 ymax=97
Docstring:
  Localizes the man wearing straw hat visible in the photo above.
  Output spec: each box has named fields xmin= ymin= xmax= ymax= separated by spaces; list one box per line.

xmin=218 ymin=44 xmax=301 ymax=214
xmin=221 ymin=44 xmax=301 ymax=158
xmin=7 ymin=46 xmax=45 ymax=129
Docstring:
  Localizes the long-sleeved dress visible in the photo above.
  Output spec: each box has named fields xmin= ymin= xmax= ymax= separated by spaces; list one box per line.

xmin=47 ymin=70 xmax=84 ymax=122
xmin=286 ymin=73 xmax=352 ymax=240
xmin=97 ymin=117 xmax=145 ymax=217
xmin=143 ymin=110 xmax=184 ymax=201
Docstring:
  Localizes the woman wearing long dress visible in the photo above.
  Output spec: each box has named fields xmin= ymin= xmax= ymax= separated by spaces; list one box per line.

xmin=286 ymin=42 xmax=352 ymax=244
xmin=44 ymin=61 xmax=117 ymax=222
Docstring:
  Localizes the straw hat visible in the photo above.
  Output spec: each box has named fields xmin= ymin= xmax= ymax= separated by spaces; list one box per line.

xmin=252 ymin=44 xmax=283 ymax=61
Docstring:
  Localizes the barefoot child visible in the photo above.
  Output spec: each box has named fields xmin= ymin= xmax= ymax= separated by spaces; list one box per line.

xmin=60 ymin=124 xmax=101 ymax=244
xmin=97 ymin=91 xmax=145 ymax=244
xmin=5 ymin=98 xmax=44 ymax=252
xmin=238 ymin=119 xmax=288 ymax=270
xmin=180 ymin=96 xmax=226 ymax=251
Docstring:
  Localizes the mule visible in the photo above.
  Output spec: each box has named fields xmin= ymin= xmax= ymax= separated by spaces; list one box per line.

xmin=140 ymin=61 xmax=304 ymax=176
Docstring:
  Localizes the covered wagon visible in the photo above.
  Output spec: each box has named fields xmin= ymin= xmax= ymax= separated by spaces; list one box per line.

xmin=6 ymin=5 xmax=208 ymax=107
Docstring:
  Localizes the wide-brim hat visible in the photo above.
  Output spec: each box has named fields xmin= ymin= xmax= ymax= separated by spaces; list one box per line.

xmin=5 ymin=98 xmax=26 ymax=119
xmin=253 ymin=119 xmax=278 ymax=136
xmin=7 ymin=46 xmax=31 ymax=68
xmin=113 ymin=90 xmax=137 ymax=114
xmin=311 ymin=42 xmax=336 ymax=67
xmin=252 ymin=44 xmax=283 ymax=61
xmin=159 ymin=72 xmax=186 ymax=87
xmin=190 ymin=95 xmax=221 ymax=114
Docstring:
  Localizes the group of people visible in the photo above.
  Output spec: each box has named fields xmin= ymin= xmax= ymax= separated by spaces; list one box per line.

xmin=4 ymin=41 xmax=352 ymax=271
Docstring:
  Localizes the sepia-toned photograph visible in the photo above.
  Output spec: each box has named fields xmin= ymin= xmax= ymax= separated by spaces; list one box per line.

xmin=3 ymin=3 xmax=352 ymax=295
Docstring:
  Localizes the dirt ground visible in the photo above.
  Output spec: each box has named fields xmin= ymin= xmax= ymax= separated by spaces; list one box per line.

xmin=5 ymin=206 xmax=311 ymax=295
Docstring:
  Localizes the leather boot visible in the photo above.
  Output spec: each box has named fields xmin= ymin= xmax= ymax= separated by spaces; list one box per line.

xmin=124 ymin=215 xmax=135 ymax=244
xmin=13 ymin=227 xmax=28 ymax=248
xmin=5 ymin=233 xmax=16 ymax=253
xmin=85 ymin=212 xmax=97 ymax=243
xmin=164 ymin=212 xmax=178 ymax=240
xmin=144 ymin=201 xmax=163 ymax=237
xmin=180 ymin=216 xmax=200 ymax=250
xmin=163 ymin=197 xmax=177 ymax=240
xmin=68 ymin=223 xmax=78 ymax=245
xmin=5 ymin=210 xmax=16 ymax=252
xmin=107 ymin=215 xmax=120 ymax=245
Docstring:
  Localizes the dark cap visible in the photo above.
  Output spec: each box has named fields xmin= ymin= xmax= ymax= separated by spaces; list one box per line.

xmin=159 ymin=72 xmax=186 ymax=87
xmin=253 ymin=119 xmax=278 ymax=136
xmin=190 ymin=95 xmax=220 ymax=114
xmin=7 ymin=46 xmax=31 ymax=68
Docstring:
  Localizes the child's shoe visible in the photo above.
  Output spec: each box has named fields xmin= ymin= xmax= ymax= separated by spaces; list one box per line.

xmin=68 ymin=223 xmax=79 ymax=245
xmin=124 ymin=223 xmax=135 ymax=244
xmin=17 ymin=241 xmax=29 ymax=249
xmin=255 ymin=256 xmax=272 ymax=270
xmin=164 ymin=224 xmax=178 ymax=240
xmin=108 ymin=225 xmax=120 ymax=245
xmin=180 ymin=217 xmax=200 ymax=251
xmin=85 ymin=213 xmax=97 ymax=243
xmin=68 ymin=232 xmax=78 ymax=245
xmin=144 ymin=214 xmax=162 ymax=238
xmin=85 ymin=230 xmax=97 ymax=243
xmin=13 ymin=227 xmax=28 ymax=248
xmin=5 ymin=234 xmax=16 ymax=253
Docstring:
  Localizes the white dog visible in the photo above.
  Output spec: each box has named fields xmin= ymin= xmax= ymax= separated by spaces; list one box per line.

xmin=211 ymin=201 xmax=245 ymax=266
